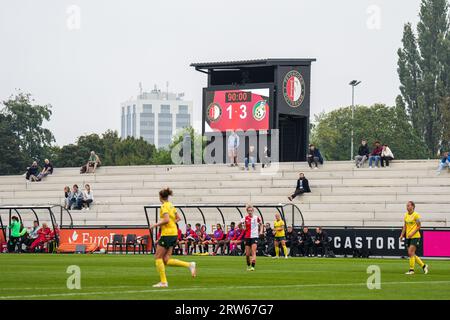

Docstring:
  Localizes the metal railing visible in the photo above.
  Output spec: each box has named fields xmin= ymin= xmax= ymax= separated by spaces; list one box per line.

xmin=144 ymin=203 xmax=304 ymax=251
xmin=0 ymin=205 xmax=74 ymax=244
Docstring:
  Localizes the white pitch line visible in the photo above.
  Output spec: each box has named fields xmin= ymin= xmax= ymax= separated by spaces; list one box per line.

xmin=0 ymin=285 xmax=141 ymax=291
xmin=1 ymin=280 xmax=450 ymax=300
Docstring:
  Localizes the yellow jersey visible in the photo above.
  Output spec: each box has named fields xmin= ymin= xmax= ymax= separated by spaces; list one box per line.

xmin=404 ymin=211 xmax=421 ymax=239
xmin=274 ymin=219 xmax=285 ymax=237
xmin=160 ymin=201 xmax=178 ymax=236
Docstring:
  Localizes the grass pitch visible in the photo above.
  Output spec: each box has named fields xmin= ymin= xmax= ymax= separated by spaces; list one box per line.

xmin=0 ymin=254 xmax=449 ymax=300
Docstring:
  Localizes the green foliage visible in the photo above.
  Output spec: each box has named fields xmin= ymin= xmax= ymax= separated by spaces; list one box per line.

xmin=53 ymin=127 xmax=207 ymax=168
xmin=2 ymin=92 xmax=55 ymax=160
xmin=169 ymin=127 xmax=206 ymax=164
xmin=150 ymin=148 xmax=173 ymax=165
xmin=397 ymin=0 xmax=450 ymax=156
xmin=0 ymin=113 xmax=27 ymax=174
xmin=53 ymin=130 xmax=165 ymax=167
xmin=0 ymin=91 xmax=200 ymax=174
xmin=0 ymin=93 xmax=55 ymax=174
xmin=440 ymin=96 xmax=450 ymax=150
xmin=2 ymin=255 xmax=450 ymax=299
xmin=310 ymin=104 xmax=429 ymax=160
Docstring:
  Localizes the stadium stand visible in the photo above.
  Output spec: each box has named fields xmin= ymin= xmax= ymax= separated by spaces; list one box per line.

xmin=0 ymin=160 xmax=448 ymax=227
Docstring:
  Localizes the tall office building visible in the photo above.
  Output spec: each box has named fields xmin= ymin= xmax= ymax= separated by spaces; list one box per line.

xmin=120 ymin=86 xmax=193 ymax=148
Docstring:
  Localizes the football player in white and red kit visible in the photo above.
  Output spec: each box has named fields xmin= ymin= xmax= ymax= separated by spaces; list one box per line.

xmin=238 ymin=204 xmax=263 ymax=271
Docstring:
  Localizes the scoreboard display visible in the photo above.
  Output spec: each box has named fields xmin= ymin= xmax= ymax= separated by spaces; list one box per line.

xmin=204 ymin=88 xmax=271 ymax=132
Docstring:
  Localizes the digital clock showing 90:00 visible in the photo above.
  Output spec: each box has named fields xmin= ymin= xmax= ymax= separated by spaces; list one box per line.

xmin=225 ymin=91 xmax=252 ymax=103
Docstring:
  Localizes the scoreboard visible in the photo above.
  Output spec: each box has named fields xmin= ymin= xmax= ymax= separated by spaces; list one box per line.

xmin=204 ymin=88 xmax=271 ymax=132
xmin=193 ymin=58 xmax=315 ymax=162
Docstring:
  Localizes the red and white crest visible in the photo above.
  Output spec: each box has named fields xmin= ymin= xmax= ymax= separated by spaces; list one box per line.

xmin=283 ymin=70 xmax=306 ymax=108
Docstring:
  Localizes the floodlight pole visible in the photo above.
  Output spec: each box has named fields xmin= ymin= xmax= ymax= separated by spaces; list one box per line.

xmin=349 ymin=80 xmax=361 ymax=161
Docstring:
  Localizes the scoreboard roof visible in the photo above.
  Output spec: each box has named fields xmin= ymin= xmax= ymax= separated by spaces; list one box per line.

xmin=190 ymin=58 xmax=316 ymax=71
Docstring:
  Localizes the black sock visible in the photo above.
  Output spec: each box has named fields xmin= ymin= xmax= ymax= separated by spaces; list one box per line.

xmin=251 ymin=262 xmax=255 ymax=267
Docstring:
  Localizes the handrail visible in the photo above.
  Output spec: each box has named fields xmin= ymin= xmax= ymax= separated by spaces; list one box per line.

xmin=0 ymin=205 xmax=74 ymax=243
xmin=282 ymin=203 xmax=305 ymax=228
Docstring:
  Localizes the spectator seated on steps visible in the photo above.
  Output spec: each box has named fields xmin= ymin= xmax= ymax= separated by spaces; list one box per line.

xmin=80 ymin=151 xmax=101 ymax=174
xmin=67 ymin=184 xmax=83 ymax=210
xmin=25 ymin=161 xmax=40 ymax=182
xmin=35 ymin=159 xmax=54 ymax=181
xmin=436 ymin=151 xmax=450 ymax=175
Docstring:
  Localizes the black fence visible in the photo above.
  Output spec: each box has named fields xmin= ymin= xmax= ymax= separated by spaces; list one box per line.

xmin=144 ymin=203 xmax=304 ymax=251
xmin=293 ymin=226 xmax=450 ymax=258
xmin=0 ymin=205 xmax=74 ymax=244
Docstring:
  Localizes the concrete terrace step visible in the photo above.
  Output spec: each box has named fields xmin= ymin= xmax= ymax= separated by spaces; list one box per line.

xmin=0 ymin=160 xmax=448 ymax=227
xmin=3 ymin=185 xmax=450 ymax=198
xmin=1 ymin=175 xmax=450 ymax=193
xmin=1 ymin=160 xmax=440 ymax=180
xmin=0 ymin=170 xmax=445 ymax=185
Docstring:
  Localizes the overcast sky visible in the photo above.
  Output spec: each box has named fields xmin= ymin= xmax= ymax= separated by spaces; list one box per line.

xmin=0 ymin=0 xmax=422 ymax=146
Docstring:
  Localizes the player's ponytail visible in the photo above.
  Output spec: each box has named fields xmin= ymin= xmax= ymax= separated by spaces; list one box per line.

xmin=159 ymin=187 xmax=173 ymax=200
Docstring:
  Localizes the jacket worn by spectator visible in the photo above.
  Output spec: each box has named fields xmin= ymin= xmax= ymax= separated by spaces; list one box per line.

xmin=308 ymin=148 xmax=324 ymax=164
xmin=265 ymin=227 xmax=274 ymax=241
xmin=286 ymin=230 xmax=298 ymax=243
xmin=371 ymin=146 xmax=383 ymax=156
xmin=29 ymin=226 xmax=52 ymax=251
xmin=43 ymin=162 xmax=54 ymax=174
xmin=441 ymin=154 xmax=450 ymax=164
xmin=9 ymin=220 xmax=27 ymax=238
xmin=245 ymin=148 xmax=257 ymax=159
xmin=358 ymin=144 xmax=370 ymax=157
xmin=296 ymin=178 xmax=311 ymax=193
xmin=381 ymin=147 xmax=394 ymax=158
xmin=185 ymin=228 xmax=197 ymax=240
xmin=26 ymin=165 xmax=39 ymax=180
xmin=69 ymin=190 xmax=83 ymax=202
xmin=28 ymin=225 xmax=41 ymax=239
xmin=213 ymin=229 xmax=224 ymax=241
xmin=315 ymin=231 xmax=328 ymax=244
xmin=299 ymin=231 xmax=313 ymax=244
xmin=232 ymin=228 xmax=244 ymax=241
xmin=226 ymin=228 xmax=236 ymax=240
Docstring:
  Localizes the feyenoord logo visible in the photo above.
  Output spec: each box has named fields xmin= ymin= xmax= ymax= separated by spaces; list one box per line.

xmin=207 ymin=102 xmax=222 ymax=122
xmin=283 ymin=70 xmax=305 ymax=107
xmin=253 ymin=100 xmax=267 ymax=121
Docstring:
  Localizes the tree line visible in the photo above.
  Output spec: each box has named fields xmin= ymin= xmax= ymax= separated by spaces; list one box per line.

xmin=313 ymin=0 xmax=449 ymax=160
xmin=0 ymin=92 xmax=175 ymax=175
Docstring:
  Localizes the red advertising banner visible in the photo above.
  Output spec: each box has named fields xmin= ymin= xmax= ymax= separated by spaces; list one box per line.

xmin=59 ymin=228 xmax=151 ymax=251
xmin=205 ymin=88 xmax=270 ymax=132
xmin=0 ymin=229 xmax=5 ymax=244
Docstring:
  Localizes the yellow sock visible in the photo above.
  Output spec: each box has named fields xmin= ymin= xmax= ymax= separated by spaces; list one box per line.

xmin=167 ymin=259 xmax=190 ymax=268
xmin=155 ymin=258 xmax=167 ymax=283
xmin=409 ymin=256 xmax=415 ymax=270
xmin=282 ymin=245 xmax=288 ymax=257
xmin=275 ymin=246 xmax=279 ymax=257
xmin=415 ymin=255 xmax=425 ymax=268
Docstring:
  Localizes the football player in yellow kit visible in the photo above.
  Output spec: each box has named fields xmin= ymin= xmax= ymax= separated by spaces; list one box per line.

xmin=400 ymin=201 xmax=429 ymax=275
xmin=273 ymin=213 xmax=288 ymax=259
xmin=150 ymin=188 xmax=197 ymax=287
